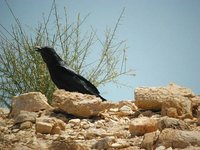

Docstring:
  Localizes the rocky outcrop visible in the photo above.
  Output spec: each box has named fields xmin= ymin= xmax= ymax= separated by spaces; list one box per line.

xmin=135 ymin=83 xmax=194 ymax=110
xmin=0 ymin=83 xmax=200 ymax=149
xmin=135 ymin=83 xmax=195 ymax=119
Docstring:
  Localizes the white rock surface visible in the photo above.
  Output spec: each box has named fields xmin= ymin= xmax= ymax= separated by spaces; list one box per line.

xmin=10 ymin=92 xmax=52 ymax=117
xmin=135 ymin=83 xmax=194 ymax=111
xmin=52 ymin=90 xmax=116 ymax=117
xmin=129 ymin=117 xmax=158 ymax=136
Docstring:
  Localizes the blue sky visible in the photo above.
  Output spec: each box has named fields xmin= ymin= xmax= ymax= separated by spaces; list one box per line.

xmin=1 ymin=0 xmax=200 ymax=101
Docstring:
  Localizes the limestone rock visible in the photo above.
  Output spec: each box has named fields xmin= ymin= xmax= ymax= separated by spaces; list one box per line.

xmin=165 ymin=83 xmax=194 ymax=97
xmin=118 ymin=105 xmax=134 ymax=116
xmin=140 ymin=110 xmax=157 ymax=117
xmin=155 ymin=145 xmax=173 ymax=150
xmin=161 ymin=96 xmax=192 ymax=119
xmin=20 ymin=121 xmax=33 ymax=129
xmin=36 ymin=116 xmax=65 ymax=134
xmin=129 ymin=117 xmax=158 ymax=136
xmin=111 ymin=139 xmax=130 ymax=149
xmin=191 ymin=96 xmax=200 ymax=117
xmin=52 ymin=90 xmax=116 ymax=117
xmin=1 ymin=83 xmax=200 ymax=149
xmin=197 ymin=106 xmax=200 ymax=125
xmin=85 ymin=128 xmax=108 ymax=139
xmin=157 ymin=128 xmax=200 ymax=148
xmin=80 ymin=119 xmax=93 ymax=129
xmin=135 ymin=83 xmax=194 ymax=111
xmin=14 ymin=111 xmax=37 ymax=124
xmin=118 ymin=100 xmax=138 ymax=111
xmin=95 ymin=120 xmax=105 ymax=128
xmin=68 ymin=119 xmax=81 ymax=126
xmin=92 ymin=136 xmax=131 ymax=149
xmin=157 ymin=116 xmax=189 ymax=131
xmin=92 ymin=137 xmax=115 ymax=149
xmin=36 ymin=121 xmax=53 ymax=134
xmin=10 ymin=92 xmax=52 ymax=117
xmin=135 ymin=86 xmax=165 ymax=110
xmin=141 ymin=130 xmax=160 ymax=150
xmin=50 ymin=136 xmax=90 ymax=150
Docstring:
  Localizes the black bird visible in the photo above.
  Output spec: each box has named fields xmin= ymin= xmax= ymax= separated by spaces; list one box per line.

xmin=35 ymin=46 xmax=107 ymax=101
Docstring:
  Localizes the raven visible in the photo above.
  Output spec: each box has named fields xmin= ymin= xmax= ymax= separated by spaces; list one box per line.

xmin=35 ymin=46 xmax=107 ymax=101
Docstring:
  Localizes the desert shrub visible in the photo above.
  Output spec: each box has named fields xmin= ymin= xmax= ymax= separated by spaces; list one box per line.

xmin=0 ymin=1 xmax=134 ymax=108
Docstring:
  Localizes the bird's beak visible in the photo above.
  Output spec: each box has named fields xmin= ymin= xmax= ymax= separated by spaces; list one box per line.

xmin=35 ymin=46 xmax=42 ymax=52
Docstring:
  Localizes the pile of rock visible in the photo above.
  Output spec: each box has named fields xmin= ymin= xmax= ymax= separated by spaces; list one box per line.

xmin=0 ymin=83 xmax=200 ymax=149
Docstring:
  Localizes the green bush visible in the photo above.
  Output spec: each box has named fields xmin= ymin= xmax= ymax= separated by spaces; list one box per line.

xmin=0 ymin=1 xmax=134 ymax=108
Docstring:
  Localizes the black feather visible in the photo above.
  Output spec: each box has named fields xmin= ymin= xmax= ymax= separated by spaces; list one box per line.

xmin=35 ymin=46 xmax=107 ymax=101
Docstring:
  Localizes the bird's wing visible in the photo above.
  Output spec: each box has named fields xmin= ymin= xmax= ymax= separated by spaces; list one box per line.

xmin=58 ymin=65 xmax=100 ymax=95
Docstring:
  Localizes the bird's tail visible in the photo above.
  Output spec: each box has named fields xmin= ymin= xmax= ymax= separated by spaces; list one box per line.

xmin=98 ymin=95 xmax=107 ymax=101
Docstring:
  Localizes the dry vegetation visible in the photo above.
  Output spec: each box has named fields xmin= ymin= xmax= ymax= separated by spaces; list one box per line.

xmin=0 ymin=0 xmax=134 ymax=107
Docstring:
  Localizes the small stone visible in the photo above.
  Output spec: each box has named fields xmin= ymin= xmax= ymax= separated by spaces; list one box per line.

xmin=77 ymin=135 xmax=85 ymax=140
xmin=109 ymin=108 xmax=119 ymax=112
xmin=36 ymin=117 xmax=65 ymax=134
xmin=118 ymin=100 xmax=138 ymax=111
xmin=36 ymin=121 xmax=52 ymax=134
xmin=12 ymin=129 xmax=20 ymax=133
xmin=118 ymin=105 xmax=133 ymax=116
xmin=155 ymin=145 xmax=166 ymax=150
xmin=111 ymin=139 xmax=130 ymax=148
xmin=129 ymin=117 xmax=158 ymax=136
xmin=68 ymin=119 xmax=81 ymax=126
xmin=82 ymin=124 xmax=90 ymax=129
xmin=141 ymin=131 xmax=160 ymax=149
xmin=80 ymin=121 xmax=91 ymax=129
xmin=92 ymin=138 xmax=110 ymax=149
xmin=141 ymin=110 xmax=155 ymax=117
xmin=50 ymin=137 xmax=89 ymax=150
xmin=54 ymin=119 xmax=65 ymax=131
xmin=20 ymin=121 xmax=33 ymax=129
xmin=85 ymin=128 xmax=108 ymax=139
xmin=51 ymin=126 xmax=62 ymax=134
xmin=95 ymin=120 xmax=105 ymax=128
